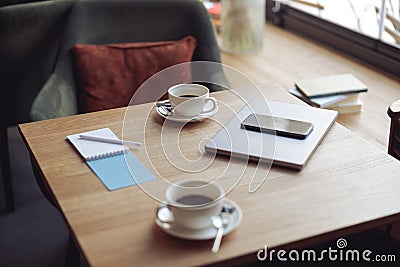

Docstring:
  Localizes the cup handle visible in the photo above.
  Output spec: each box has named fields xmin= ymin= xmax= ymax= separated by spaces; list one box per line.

xmin=200 ymin=97 xmax=218 ymax=116
xmin=156 ymin=204 xmax=174 ymax=224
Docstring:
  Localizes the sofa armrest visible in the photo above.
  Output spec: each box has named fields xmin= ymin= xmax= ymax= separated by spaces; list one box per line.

xmin=30 ymin=73 xmax=78 ymax=121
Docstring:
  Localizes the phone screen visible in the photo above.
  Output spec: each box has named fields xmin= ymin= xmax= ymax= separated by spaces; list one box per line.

xmin=241 ymin=114 xmax=314 ymax=139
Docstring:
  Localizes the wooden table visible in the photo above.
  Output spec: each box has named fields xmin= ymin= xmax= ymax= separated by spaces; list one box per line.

xmin=19 ymin=87 xmax=400 ymax=266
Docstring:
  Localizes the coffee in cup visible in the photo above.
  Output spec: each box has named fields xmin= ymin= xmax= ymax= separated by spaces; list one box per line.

xmin=163 ymin=179 xmax=224 ymax=230
xmin=168 ymin=84 xmax=218 ymax=117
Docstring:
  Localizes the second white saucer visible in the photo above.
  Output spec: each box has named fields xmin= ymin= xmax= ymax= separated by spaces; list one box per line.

xmin=155 ymin=199 xmax=242 ymax=240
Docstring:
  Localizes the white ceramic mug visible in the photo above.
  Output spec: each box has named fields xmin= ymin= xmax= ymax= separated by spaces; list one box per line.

xmin=168 ymin=84 xmax=218 ymax=117
xmin=161 ymin=179 xmax=224 ymax=230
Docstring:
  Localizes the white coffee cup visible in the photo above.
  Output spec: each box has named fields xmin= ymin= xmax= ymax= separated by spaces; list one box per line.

xmin=162 ymin=179 xmax=224 ymax=230
xmin=168 ymin=84 xmax=218 ymax=117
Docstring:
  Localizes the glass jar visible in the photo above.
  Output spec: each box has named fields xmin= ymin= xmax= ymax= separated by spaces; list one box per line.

xmin=221 ymin=0 xmax=266 ymax=54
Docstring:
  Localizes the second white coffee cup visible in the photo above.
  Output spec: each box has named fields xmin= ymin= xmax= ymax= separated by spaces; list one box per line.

xmin=164 ymin=179 xmax=224 ymax=230
xmin=168 ymin=84 xmax=218 ymax=117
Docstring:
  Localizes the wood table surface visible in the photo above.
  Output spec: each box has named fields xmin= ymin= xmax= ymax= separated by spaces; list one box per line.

xmin=19 ymin=87 xmax=400 ymax=267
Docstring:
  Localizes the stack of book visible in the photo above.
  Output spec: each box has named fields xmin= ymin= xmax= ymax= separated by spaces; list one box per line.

xmin=289 ymin=73 xmax=368 ymax=114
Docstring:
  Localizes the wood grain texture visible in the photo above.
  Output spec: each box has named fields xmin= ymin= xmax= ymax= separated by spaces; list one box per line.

xmin=221 ymin=23 xmax=400 ymax=152
xmin=19 ymin=87 xmax=400 ymax=267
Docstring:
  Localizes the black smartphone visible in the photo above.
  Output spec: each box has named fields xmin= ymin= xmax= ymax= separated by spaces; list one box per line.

xmin=241 ymin=114 xmax=314 ymax=139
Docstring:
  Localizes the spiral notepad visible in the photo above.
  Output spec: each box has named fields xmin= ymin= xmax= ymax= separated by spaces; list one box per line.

xmin=67 ymin=128 xmax=129 ymax=161
xmin=67 ymin=128 xmax=155 ymax=190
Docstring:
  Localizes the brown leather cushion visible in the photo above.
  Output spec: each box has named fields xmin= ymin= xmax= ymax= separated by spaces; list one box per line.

xmin=72 ymin=36 xmax=197 ymax=113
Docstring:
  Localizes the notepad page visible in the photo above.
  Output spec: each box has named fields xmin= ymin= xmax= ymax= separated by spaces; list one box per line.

xmin=67 ymin=128 xmax=129 ymax=161
xmin=87 ymin=152 xmax=156 ymax=190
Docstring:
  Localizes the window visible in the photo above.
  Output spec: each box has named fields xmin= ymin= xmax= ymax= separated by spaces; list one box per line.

xmin=266 ymin=0 xmax=400 ymax=77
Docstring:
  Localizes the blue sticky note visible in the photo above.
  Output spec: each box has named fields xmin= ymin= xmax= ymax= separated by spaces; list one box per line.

xmin=87 ymin=152 xmax=155 ymax=191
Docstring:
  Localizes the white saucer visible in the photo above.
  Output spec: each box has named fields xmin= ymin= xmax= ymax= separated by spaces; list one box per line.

xmin=155 ymin=101 xmax=218 ymax=122
xmin=155 ymin=199 xmax=242 ymax=240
